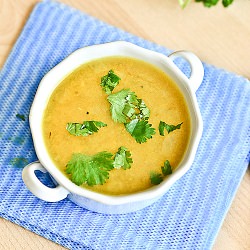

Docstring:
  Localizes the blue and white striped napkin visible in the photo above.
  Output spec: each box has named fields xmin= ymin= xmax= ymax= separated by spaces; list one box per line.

xmin=0 ymin=1 xmax=249 ymax=249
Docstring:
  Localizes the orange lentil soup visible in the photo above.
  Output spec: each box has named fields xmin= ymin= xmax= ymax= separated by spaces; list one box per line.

xmin=42 ymin=56 xmax=191 ymax=195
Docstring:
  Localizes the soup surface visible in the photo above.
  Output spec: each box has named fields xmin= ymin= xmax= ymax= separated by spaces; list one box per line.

xmin=43 ymin=56 xmax=191 ymax=195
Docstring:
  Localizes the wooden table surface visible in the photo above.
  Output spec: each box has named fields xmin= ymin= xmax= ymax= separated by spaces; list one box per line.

xmin=0 ymin=0 xmax=250 ymax=249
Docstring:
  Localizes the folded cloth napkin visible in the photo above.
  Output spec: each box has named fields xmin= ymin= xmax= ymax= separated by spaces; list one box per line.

xmin=0 ymin=1 xmax=249 ymax=249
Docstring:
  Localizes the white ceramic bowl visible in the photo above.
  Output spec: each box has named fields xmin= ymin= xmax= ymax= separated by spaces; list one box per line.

xmin=22 ymin=41 xmax=203 ymax=214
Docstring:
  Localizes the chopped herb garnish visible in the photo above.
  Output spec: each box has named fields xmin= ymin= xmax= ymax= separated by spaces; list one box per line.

xmin=107 ymin=89 xmax=138 ymax=123
xmin=107 ymin=89 xmax=151 ymax=123
xmin=159 ymin=121 xmax=183 ymax=136
xmin=125 ymin=119 xmax=156 ymax=144
xmin=100 ymin=70 xmax=121 ymax=94
xmin=150 ymin=172 xmax=164 ymax=185
xmin=113 ymin=146 xmax=133 ymax=170
xmin=138 ymin=99 xmax=150 ymax=120
xmin=16 ymin=114 xmax=25 ymax=121
xmin=66 ymin=152 xmax=114 ymax=186
xmin=195 ymin=0 xmax=233 ymax=8
xmin=66 ymin=121 xmax=107 ymax=136
xmin=179 ymin=0 xmax=234 ymax=8
xmin=150 ymin=160 xmax=173 ymax=185
xmin=107 ymin=88 xmax=154 ymax=143
xmin=161 ymin=160 xmax=172 ymax=176
xmin=102 ymin=72 xmax=155 ymax=144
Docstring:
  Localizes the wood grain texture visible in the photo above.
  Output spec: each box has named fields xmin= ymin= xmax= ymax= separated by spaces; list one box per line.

xmin=0 ymin=0 xmax=250 ymax=249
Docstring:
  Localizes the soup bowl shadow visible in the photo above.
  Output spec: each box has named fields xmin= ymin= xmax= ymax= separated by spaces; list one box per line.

xmin=22 ymin=41 xmax=203 ymax=214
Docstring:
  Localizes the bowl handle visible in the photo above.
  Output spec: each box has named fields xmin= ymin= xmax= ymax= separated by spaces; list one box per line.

xmin=22 ymin=161 xmax=69 ymax=202
xmin=168 ymin=51 xmax=204 ymax=92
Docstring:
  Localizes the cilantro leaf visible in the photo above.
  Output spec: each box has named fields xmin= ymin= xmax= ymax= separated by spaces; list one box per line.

xmin=222 ymin=0 xmax=233 ymax=7
xmin=181 ymin=0 xmax=234 ymax=8
xmin=125 ymin=119 xmax=156 ymax=144
xmin=100 ymin=70 xmax=121 ymax=94
xmin=113 ymin=146 xmax=133 ymax=169
xmin=150 ymin=160 xmax=173 ymax=185
xmin=195 ymin=0 xmax=233 ymax=7
xmin=66 ymin=152 xmax=114 ymax=186
xmin=159 ymin=121 xmax=183 ymax=136
xmin=150 ymin=172 xmax=163 ymax=185
xmin=107 ymin=89 xmax=138 ymax=123
xmin=195 ymin=0 xmax=219 ymax=7
xmin=107 ymin=88 xmax=151 ymax=124
xmin=138 ymin=99 xmax=150 ymax=120
xmin=66 ymin=121 xmax=107 ymax=136
xmin=16 ymin=114 xmax=25 ymax=121
xmin=161 ymin=160 xmax=172 ymax=176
